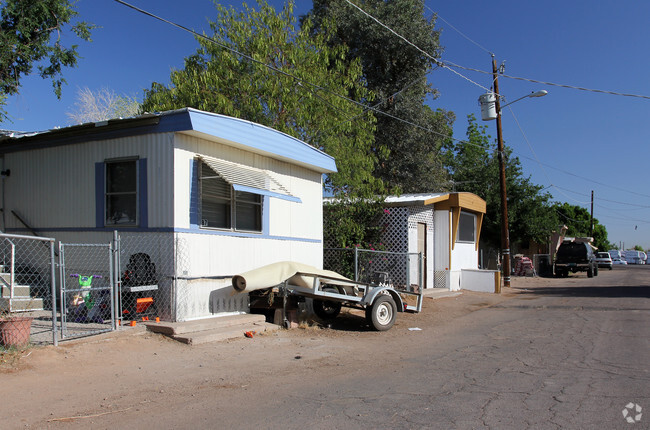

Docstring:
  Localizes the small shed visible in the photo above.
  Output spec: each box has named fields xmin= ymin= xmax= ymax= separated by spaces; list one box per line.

xmin=0 ymin=108 xmax=336 ymax=321
xmin=380 ymin=192 xmax=489 ymax=291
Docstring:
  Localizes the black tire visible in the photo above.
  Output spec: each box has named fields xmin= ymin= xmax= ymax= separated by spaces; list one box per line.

xmin=366 ymin=295 xmax=397 ymax=331
xmin=594 ymin=264 xmax=599 ymax=276
xmin=587 ymin=264 xmax=594 ymax=278
xmin=313 ymin=288 xmax=342 ymax=320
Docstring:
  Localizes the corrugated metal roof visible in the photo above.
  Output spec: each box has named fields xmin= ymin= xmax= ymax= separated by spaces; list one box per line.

xmin=384 ymin=193 xmax=448 ymax=205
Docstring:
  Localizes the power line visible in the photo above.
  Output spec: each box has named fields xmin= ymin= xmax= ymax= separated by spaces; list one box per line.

xmin=422 ymin=4 xmax=493 ymax=56
xmin=443 ymin=60 xmax=650 ymax=101
xmin=343 ymin=0 xmax=492 ymax=93
xmin=116 ymin=0 xmax=650 ymax=214
xmin=112 ymin=0 xmax=459 ymax=139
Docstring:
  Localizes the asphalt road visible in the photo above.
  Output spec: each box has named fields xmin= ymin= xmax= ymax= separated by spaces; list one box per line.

xmin=14 ymin=265 xmax=649 ymax=429
xmin=200 ymin=265 xmax=650 ymax=429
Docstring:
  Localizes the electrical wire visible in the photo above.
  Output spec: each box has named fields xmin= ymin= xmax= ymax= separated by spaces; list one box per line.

xmin=422 ymin=4 xmax=493 ymax=56
xmin=443 ymin=60 xmax=650 ymax=101
xmin=343 ymin=0 xmax=492 ymax=93
xmin=115 ymin=0 xmax=650 ymax=215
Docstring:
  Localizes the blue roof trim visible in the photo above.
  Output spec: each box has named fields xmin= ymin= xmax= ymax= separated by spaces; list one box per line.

xmin=0 ymin=108 xmax=337 ymax=174
xmin=184 ymin=109 xmax=337 ymax=174
xmin=232 ymin=184 xmax=302 ymax=203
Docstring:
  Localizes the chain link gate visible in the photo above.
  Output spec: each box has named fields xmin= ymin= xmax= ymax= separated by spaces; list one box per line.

xmin=59 ymin=242 xmax=116 ymax=339
xmin=0 ymin=233 xmax=58 ymax=348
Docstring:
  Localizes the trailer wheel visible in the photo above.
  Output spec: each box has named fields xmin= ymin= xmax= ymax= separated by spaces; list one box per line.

xmin=313 ymin=288 xmax=342 ymax=320
xmin=366 ymin=295 xmax=397 ymax=331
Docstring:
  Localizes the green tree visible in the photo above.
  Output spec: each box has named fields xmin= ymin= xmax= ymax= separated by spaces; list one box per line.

xmin=553 ymin=203 xmax=610 ymax=251
xmin=306 ymin=0 xmax=454 ymax=193
xmin=142 ymin=0 xmax=386 ymax=247
xmin=445 ymin=114 xmax=558 ymax=250
xmin=0 ymin=0 xmax=93 ymax=121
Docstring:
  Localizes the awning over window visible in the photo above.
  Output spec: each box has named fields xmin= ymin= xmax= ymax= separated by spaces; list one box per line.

xmin=199 ymin=156 xmax=301 ymax=203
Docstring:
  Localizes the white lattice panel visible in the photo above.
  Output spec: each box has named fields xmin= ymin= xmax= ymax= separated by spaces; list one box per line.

xmin=379 ymin=207 xmax=409 ymax=253
xmin=407 ymin=205 xmax=434 ymax=231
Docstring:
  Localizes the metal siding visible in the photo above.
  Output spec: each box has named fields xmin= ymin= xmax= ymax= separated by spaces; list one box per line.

xmin=175 ymin=134 xmax=323 ymax=241
xmin=4 ymin=133 xmax=174 ymax=232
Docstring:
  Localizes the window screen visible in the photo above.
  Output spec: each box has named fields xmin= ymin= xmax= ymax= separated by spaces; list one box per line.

xmin=105 ymin=160 xmax=137 ymax=226
xmin=457 ymin=211 xmax=475 ymax=242
xmin=200 ymin=162 xmax=262 ymax=232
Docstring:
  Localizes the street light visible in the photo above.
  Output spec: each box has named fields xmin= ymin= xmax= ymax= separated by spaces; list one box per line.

xmin=478 ymin=57 xmax=547 ymax=291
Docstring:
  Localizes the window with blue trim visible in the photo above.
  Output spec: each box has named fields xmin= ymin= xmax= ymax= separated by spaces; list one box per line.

xmin=105 ymin=159 xmax=138 ymax=226
xmin=200 ymin=162 xmax=262 ymax=232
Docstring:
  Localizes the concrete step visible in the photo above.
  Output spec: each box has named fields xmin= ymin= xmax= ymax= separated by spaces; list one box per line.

xmin=1 ymin=284 xmax=31 ymax=298
xmin=143 ymin=314 xmax=280 ymax=345
xmin=0 ymin=296 xmax=44 ymax=312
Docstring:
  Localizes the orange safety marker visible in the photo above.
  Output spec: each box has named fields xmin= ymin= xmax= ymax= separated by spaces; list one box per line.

xmin=130 ymin=320 xmax=136 ymax=327
xmin=155 ymin=317 xmax=160 ymax=323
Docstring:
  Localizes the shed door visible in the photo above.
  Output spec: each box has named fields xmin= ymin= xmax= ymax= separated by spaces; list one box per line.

xmin=417 ymin=222 xmax=427 ymax=289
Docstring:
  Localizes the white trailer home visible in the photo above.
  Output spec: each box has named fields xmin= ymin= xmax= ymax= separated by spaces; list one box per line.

xmin=0 ymin=108 xmax=335 ymax=321
xmin=374 ymin=192 xmax=495 ymax=292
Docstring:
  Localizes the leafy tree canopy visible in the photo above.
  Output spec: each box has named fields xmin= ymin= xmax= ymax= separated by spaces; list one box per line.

xmin=444 ymin=114 xmax=558 ymax=250
xmin=553 ymin=202 xmax=610 ymax=251
xmin=305 ymin=0 xmax=454 ymax=193
xmin=0 ymin=0 xmax=94 ymax=121
xmin=142 ymin=0 xmax=387 ymax=247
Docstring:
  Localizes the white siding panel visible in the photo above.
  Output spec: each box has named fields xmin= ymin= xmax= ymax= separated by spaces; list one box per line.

xmin=174 ymin=134 xmax=323 ymax=241
xmin=5 ymin=133 xmax=174 ymax=230
xmin=434 ymin=210 xmax=450 ymax=271
xmin=178 ymin=233 xmax=322 ymax=277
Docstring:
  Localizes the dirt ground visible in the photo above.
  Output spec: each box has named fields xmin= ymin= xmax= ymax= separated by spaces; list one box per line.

xmin=1 ymin=276 xmax=548 ymax=429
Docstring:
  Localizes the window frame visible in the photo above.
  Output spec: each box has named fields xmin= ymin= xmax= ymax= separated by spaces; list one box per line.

xmin=199 ymin=161 xmax=263 ymax=233
xmin=457 ymin=211 xmax=476 ymax=243
xmin=104 ymin=158 xmax=139 ymax=227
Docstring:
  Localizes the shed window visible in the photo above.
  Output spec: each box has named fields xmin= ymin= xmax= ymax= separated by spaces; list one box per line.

xmin=200 ymin=162 xmax=262 ymax=232
xmin=105 ymin=160 xmax=138 ymax=226
xmin=457 ymin=211 xmax=475 ymax=243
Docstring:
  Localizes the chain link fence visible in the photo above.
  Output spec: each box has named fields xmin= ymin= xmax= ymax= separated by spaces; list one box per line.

xmin=324 ymin=248 xmax=422 ymax=292
xmin=59 ymin=242 xmax=115 ymax=339
xmin=117 ymin=232 xmax=179 ymax=324
xmin=0 ymin=233 xmax=57 ymax=349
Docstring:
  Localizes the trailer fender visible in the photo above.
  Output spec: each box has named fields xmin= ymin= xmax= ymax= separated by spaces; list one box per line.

xmin=363 ymin=288 xmax=404 ymax=312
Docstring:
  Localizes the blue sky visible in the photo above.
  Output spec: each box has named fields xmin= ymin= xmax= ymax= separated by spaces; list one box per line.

xmin=2 ymin=0 xmax=649 ymax=250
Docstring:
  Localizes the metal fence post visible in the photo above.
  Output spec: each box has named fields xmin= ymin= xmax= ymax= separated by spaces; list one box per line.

xmin=58 ymin=241 xmax=66 ymax=337
xmin=50 ymin=239 xmax=58 ymax=346
xmin=354 ymin=247 xmax=358 ymax=282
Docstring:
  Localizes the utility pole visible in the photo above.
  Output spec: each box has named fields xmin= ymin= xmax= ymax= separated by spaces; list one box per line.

xmin=590 ymin=190 xmax=594 ymax=238
xmin=492 ymin=55 xmax=510 ymax=290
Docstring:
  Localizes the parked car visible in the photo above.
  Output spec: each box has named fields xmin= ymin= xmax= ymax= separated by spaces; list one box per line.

xmin=612 ymin=258 xmax=627 ymax=265
xmin=595 ymin=252 xmax=613 ymax=270
xmin=554 ymin=240 xmax=598 ymax=278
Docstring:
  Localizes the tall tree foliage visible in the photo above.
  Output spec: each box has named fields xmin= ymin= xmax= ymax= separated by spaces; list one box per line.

xmin=0 ymin=0 xmax=93 ymax=122
xmin=143 ymin=0 xmax=381 ymax=197
xmin=142 ymin=0 xmax=387 ymax=247
xmin=445 ymin=114 xmax=558 ymax=250
xmin=306 ymin=0 xmax=454 ymax=193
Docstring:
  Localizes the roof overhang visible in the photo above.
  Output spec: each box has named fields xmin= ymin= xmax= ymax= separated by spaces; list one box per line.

xmin=0 ymin=108 xmax=337 ymax=174
xmin=383 ymin=192 xmax=486 ymax=214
